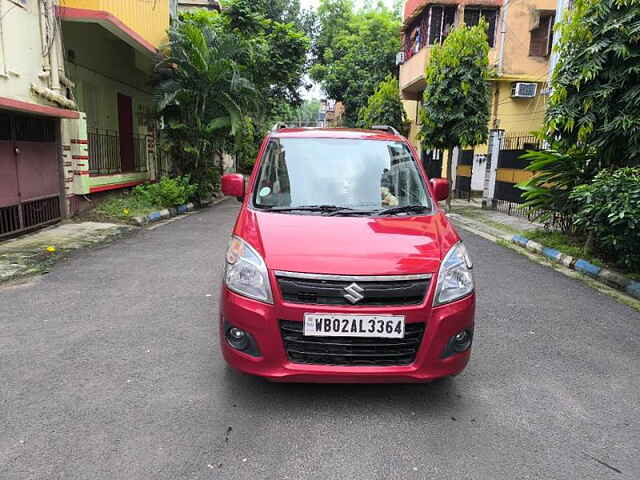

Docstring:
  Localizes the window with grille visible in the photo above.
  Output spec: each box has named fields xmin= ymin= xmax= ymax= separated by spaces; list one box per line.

xmin=427 ymin=5 xmax=456 ymax=45
xmin=529 ymin=12 xmax=555 ymax=57
xmin=404 ymin=5 xmax=457 ymax=58
xmin=463 ymin=7 xmax=499 ymax=48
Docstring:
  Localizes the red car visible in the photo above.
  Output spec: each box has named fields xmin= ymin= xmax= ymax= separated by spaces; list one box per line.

xmin=219 ymin=126 xmax=475 ymax=383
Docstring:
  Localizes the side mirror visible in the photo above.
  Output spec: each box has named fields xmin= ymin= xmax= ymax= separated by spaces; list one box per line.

xmin=222 ymin=174 xmax=245 ymax=200
xmin=430 ymin=178 xmax=449 ymax=202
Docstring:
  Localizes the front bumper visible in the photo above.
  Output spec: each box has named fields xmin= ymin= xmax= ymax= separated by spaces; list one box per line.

xmin=219 ymin=287 xmax=475 ymax=383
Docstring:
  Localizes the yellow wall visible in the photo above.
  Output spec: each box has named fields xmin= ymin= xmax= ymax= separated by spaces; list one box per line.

xmin=59 ymin=0 xmax=169 ymax=48
xmin=493 ymin=80 xmax=547 ymax=134
xmin=402 ymin=99 xmax=421 ymax=146
xmin=399 ymin=47 xmax=430 ymax=98
xmin=469 ymin=79 xmax=547 ymax=158
xmin=400 ymin=0 xmax=556 ymax=154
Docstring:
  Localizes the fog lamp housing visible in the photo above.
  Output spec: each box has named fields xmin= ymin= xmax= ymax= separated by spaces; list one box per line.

xmin=442 ymin=329 xmax=473 ymax=358
xmin=224 ymin=322 xmax=261 ymax=357
xmin=226 ymin=327 xmax=249 ymax=350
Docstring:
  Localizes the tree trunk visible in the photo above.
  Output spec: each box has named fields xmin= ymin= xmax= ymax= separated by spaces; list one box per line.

xmin=446 ymin=148 xmax=454 ymax=211
xmin=584 ymin=230 xmax=595 ymax=256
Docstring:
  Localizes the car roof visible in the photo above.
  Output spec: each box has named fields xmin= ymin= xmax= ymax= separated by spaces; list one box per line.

xmin=270 ymin=127 xmax=404 ymax=142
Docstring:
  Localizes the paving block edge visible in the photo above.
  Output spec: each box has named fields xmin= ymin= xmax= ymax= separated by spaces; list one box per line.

xmin=510 ymin=234 xmax=640 ymax=300
xmin=133 ymin=202 xmax=195 ymax=226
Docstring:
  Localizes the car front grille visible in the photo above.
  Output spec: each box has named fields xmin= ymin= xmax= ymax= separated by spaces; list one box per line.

xmin=280 ymin=320 xmax=425 ymax=366
xmin=275 ymin=272 xmax=431 ymax=306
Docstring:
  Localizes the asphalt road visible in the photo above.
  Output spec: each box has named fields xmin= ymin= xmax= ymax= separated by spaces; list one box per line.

xmin=1 ymin=200 xmax=638 ymax=480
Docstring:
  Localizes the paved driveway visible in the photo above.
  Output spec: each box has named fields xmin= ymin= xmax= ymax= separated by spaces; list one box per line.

xmin=1 ymin=200 xmax=638 ymax=479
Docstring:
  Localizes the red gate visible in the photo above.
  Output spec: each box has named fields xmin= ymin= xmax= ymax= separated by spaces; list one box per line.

xmin=0 ymin=112 xmax=62 ymax=239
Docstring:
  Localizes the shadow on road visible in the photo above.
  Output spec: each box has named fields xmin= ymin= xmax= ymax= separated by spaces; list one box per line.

xmin=221 ymin=367 xmax=463 ymax=415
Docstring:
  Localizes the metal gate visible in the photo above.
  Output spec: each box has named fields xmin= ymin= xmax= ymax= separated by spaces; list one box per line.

xmin=493 ymin=134 xmax=541 ymax=209
xmin=422 ymin=149 xmax=443 ymax=179
xmin=455 ymin=149 xmax=474 ymax=199
xmin=0 ymin=112 xmax=62 ymax=239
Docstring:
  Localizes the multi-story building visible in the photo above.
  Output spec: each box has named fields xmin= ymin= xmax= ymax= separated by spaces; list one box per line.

xmin=0 ymin=0 xmax=78 ymax=238
xmin=0 ymin=0 xmax=171 ymax=239
xmin=177 ymin=0 xmax=220 ymax=13
xmin=399 ymin=0 xmax=556 ymax=188
xmin=58 ymin=0 xmax=170 ymax=201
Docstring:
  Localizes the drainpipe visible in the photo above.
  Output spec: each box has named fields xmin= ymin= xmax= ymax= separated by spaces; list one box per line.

xmin=38 ymin=0 xmax=51 ymax=76
xmin=48 ymin=1 xmax=61 ymax=92
xmin=38 ymin=0 xmax=61 ymax=92
xmin=497 ymin=0 xmax=510 ymax=76
xmin=548 ymin=0 xmax=567 ymax=80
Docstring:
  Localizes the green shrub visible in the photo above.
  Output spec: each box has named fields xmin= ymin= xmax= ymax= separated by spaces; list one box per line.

xmin=570 ymin=168 xmax=640 ymax=271
xmin=518 ymin=146 xmax=597 ymax=229
xmin=134 ymin=176 xmax=198 ymax=208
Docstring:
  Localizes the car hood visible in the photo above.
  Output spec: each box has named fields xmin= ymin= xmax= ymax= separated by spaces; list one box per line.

xmin=235 ymin=209 xmax=460 ymax=275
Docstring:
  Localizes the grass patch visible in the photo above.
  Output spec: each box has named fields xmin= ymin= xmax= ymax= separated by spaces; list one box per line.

xmin=526 ymin=230 xmax=596 ymax=263
xmin=524 ymin=229 xmax=640 ymax=280
xmin=93 ymin=193 xmax=162 ymax=223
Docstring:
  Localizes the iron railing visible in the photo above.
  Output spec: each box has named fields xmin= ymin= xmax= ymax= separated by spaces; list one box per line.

xmin=133 ymin=135 xmax=148 ymax=172
xmin=0 ymin=196 xmax=61 ymax=239
xmin=501 ymin=134 xmax=543 ymax=151
xmin=493 ymin=199 xmax=573 ymax=231
xmin=88 ymin=128 xmax=149 ymax=175
xmin=88 ymin=128 xmax=121 ymax=175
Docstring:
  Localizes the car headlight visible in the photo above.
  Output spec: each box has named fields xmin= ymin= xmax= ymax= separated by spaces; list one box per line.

xmin=433 ymin=242 xmax=474 ymax=306
xmin=224 ymin=236 xmax=273 ymax=303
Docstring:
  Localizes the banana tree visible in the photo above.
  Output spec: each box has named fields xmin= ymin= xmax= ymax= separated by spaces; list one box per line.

xmin=154 ymin=17 xmax=257 ymax=194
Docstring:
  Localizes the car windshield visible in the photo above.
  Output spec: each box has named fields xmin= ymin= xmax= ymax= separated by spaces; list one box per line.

xmin=252 ymin=138 xmax=432 ymax=214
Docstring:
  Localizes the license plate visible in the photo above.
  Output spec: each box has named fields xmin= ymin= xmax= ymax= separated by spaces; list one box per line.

xmin=303 ymin=313 xmax=405 ymax=338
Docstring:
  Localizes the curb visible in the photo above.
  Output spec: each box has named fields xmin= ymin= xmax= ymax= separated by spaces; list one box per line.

xmin=510 ymin=234 xmax=640 ymax=300
xmin=132 ymin=202 xmax=195 ymax=226
xmin=131 ymin=196 xmax=230 ymax=227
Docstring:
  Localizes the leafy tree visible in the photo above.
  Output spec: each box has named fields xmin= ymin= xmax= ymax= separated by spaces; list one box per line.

xmin=280 ymin=99 xmax=322 ymax=125
xmin=154 ymin=16 xmax=257 ymax=196
xmin=223 ymin=0 xmax=315 ymax=35
xmin=223 ymin=0 xmax=310 ymax=106
xmin=546 ymin=0 xmax=640 ymax=166
xmin=312 ymin=0 xmax=355 ymax=65
xmin=519 ymin=0 xmax=640 ymax=219
xmin=357 ymin=75 xmax=409 ymax=135
xmin=233 ymin=117 xmax=260 ymax=174
xmin=155 ymin=7 xmax=310 ymax=195
xmin=310 ymin=2 xmax=400 ymax=125
xmin=419 ymin=22 xmax=491 ymax=209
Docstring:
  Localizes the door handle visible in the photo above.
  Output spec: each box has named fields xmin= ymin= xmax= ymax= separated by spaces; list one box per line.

xmin=14 ymin=146 xmax=20 ymax=156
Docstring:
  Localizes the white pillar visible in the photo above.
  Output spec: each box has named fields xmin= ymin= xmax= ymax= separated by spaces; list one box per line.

xmin=450 ymin=146 xmax=460 ymax=192
xmin=483 ymin=130 xmax=502 ymax=207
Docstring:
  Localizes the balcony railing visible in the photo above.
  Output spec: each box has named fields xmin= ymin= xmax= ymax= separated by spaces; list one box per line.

xmin=88 ymin=128 xmax=148 ymax=175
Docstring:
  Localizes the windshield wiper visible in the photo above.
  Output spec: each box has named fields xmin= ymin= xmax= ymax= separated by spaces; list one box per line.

xmin=264 ymin=205 xmax=353 ymax=213
xmin=325 ymin=208 xmax=377 ymax=216
xmin=376 ymin=205 xmax=430 ymax=216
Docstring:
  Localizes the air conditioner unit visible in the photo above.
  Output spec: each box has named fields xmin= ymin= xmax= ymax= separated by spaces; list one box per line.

xmin=511 ymin=82 xmax=538 ymax=98
xmin=396 ymin=52 xmax=406 ymax=66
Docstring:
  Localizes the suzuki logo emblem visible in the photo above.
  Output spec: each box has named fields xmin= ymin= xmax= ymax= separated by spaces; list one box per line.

xmin=344 ymin=282 xmax=365 ymax=304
